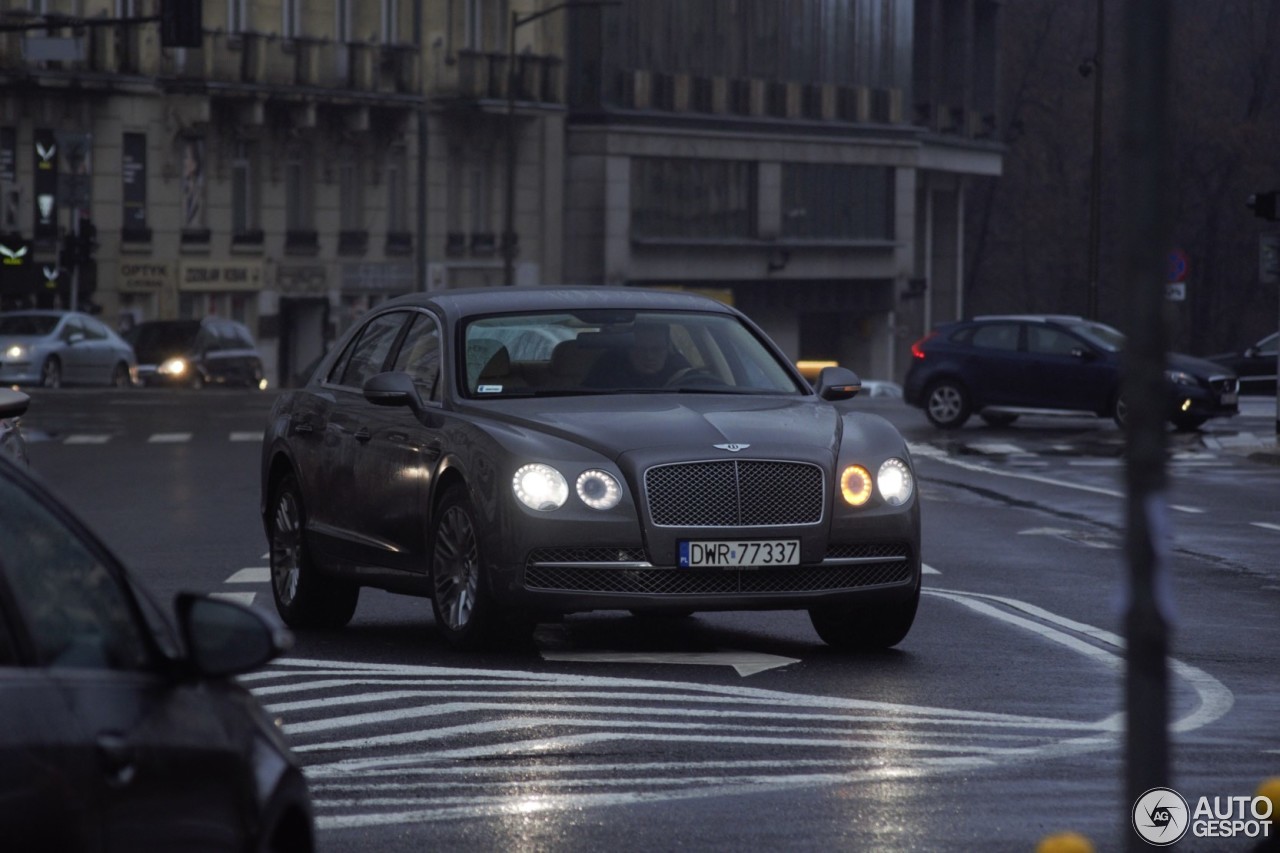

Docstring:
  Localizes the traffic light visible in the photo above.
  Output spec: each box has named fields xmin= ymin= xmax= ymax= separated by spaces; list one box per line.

xmin=160 ymin=0 xmax=204 ymax=49
xmin=1246 ymin=190 xmax=1280 ymax=222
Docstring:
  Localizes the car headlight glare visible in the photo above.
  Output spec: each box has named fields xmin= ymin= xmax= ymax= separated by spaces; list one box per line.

xmin=878 ymin=458 xmax=914 ymax=506
xmin=159 ymin=357 xmax=188 ymax=376
xmin=4 ymin=345 xmax=26 ymax=360
xmin=576 ymin=469 xmax=622 ymax=510
xmin=1164 ymin=369 xmax=1196 ymax=387
xmin=840 ymin=465 xmax=873 ymax=506
xmin=512 ymin=463 xmax=568 ymax=511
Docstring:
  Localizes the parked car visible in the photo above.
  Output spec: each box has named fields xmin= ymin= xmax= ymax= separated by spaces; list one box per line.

xmin=1206 ymin=330 xmax=1277 ymax=395
xmin=0 ymin=452 xmax=314 ymax=850
xmin=0 ymin=309 xmax=136 ymax=388
xmin=0 ymin=388 xmax=27 ymax=465
xmin=903 ymin=314 xmax=1240 ymax=431
xmin=127 ymin=317 xmax=266 ymax=389
xmin=261 ymin=287 xmax=921 ymax=651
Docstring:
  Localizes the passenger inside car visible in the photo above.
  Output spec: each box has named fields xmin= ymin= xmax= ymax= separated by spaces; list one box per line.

xmin=583 ymin=323 xmax=690 ymax=388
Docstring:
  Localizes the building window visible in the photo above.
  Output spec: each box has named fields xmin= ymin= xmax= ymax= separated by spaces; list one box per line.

xmin=228 ymin=0 xmax=247 ymax=34
xmin=631 ymin=158 xmax=755 ymax=240
xmin=780 ymin=163 xmax=893 ymax=240
xmin=339 ymin=158 xmax=364 ymax=232
xmin=282 ymin=0 xmax=301 ymax=40
xmin=463 ymin=0 xmax=484 ymax=50
xmin=336 ymin=0 xmax=352 ymax=43
xmin=381 ymin=0 xmax=399 ymax=43
xmin=285 ymin=150 xmax=315 ymax=249
xmin=231 ymin=141 xmax=260 ymax=242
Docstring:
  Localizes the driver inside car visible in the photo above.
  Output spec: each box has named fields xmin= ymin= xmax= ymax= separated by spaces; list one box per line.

xmin=584 ymin=322 xmax=690 ymax=389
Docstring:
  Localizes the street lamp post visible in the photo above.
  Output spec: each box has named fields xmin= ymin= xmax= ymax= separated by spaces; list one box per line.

xmin=502 ymin=1 xmax=618 ymax=286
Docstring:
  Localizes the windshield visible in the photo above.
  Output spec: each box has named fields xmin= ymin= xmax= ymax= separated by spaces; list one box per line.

xmin=127 ymin=321 xmax=202 ymax=359
xmin=1063 ymin=319 xmax=1126 ymax=352
xmin=460 ymin=310 xmax=804 ymax=398
xmin=0 ymin=315 xmax=59 ymax=336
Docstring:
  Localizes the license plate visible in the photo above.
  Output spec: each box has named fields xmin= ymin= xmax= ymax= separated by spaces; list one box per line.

xmin=678 ymin=539 xmax=800 ymax=568
xmin=1221 ymin=391 xmax=1238 ymax=406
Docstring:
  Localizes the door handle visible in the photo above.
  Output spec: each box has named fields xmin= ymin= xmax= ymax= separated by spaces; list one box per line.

xmin=354 ymin=427 xmax=372 ymax=443
xmin=96 ymin=732 xmax=137 ymax=788
xmin=292 ymin=419 xmax=314 ymax=435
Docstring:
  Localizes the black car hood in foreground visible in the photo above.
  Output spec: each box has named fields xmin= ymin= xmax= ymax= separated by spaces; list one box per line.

xmin=461 ymin=394 xmax=894 ymax=462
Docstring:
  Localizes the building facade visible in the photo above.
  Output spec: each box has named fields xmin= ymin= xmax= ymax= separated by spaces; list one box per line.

xmin=0 ymin=0 xmax=1001 ymax=386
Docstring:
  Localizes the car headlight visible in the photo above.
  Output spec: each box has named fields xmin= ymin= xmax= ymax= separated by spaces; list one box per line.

xmin=1164 ymin=369 xmax=1197 ymax=387
xmin=877 ymin=458 xmax=914 ymax=506
xmin=512 ymin=463 xmax=568 ymax=511
xmin=840 ymin=465 xmax=873 ymax=507
xmin=4 ymin=345 xmax=27 ymax=361
xmin=159 ymin=357 xmax=188 ymax=377
xmin=576 ymin=469 xmax=622 ymax=510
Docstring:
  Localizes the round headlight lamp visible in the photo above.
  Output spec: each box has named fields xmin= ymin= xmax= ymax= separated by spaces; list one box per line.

xmin=840 ymin=465 xmax=873 ymax=507
xmin=576 ymin=469 xmax=622 ymax=510
xmin=877 ymin=458 xmax=914 ymax=506
xmin=159 ymin=357 xmax=188 ymax=377
xmin=512 ymin=463 xmax=568 ymax=511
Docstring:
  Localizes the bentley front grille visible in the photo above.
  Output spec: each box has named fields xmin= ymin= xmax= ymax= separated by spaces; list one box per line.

xmin=644 ymin=460 xmax=824 ymax=527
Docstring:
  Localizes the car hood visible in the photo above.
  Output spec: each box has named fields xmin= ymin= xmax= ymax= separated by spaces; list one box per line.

xmin=1168 ymin=351 xmax=1237 ymax=377
xmin=463 ymin=395 xmax=846 ymax=462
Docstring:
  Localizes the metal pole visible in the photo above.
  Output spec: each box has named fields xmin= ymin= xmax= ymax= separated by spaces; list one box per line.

xmin=1118 ymin=2 xmax=1173 ymax=849
xmin=502 ymin=9 xmax=518 ymax=286
xmin=415 ymin=0 xmax=429 ymax=292
xmin=1086 ymin=0 xmax=1104 ymax=319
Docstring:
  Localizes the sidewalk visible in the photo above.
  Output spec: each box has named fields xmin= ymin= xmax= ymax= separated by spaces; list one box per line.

xmin=1203 ymin=397 xmax=1279 ymax=464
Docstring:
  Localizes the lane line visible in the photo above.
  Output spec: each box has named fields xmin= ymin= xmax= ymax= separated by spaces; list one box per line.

xmin=148 ymin=432 xmax=192 ymax=443
xmin=227 ymin=567 xmax=270 ymax=583
xmin=64 ymin=434 xmax=111 ymax=444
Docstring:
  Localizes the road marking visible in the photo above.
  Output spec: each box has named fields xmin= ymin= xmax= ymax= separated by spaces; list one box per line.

xmin=227 ymin=567 xmax=270 ymax=583
xmin=922 ymin=563 xmax=940 ymax=575
xmin=1017 ymin=527 xmax=1116 ymax=549
xmin=64 ymin=434 xmax=110 ymax=444
xmin=540 ymin=649 xmax=800 ymax=677
xmin=210 ymin=591 xmax=256 ymax=605
xmin=148 ymin=432 xmax=192 ymax=443
xmin=1251 ymin=522 xmax=1280 ymax=533
xmin=230 ymin=431 xmax=263 ymax=442
xmin=909 ymin=442 xmax=1205 ymax=514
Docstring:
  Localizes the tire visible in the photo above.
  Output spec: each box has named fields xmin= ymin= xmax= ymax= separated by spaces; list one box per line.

xmin=979 ymin=412 xmax=1019 ymax=427
xmin=808 ymin=583 xmax=920 ymax=651
xmin=430 ymin=484 xmax=530 ymax=650
xmin=923 ymin=379 xmax=971 ymax=429
xmin=267 ymin=473 xmax=359 ymax=629
xmin=40 ymin=357 xmax=62 ymax=389
xmin=110 ymin=362 xmax=131 ymax=388
xmin=1112 ymin=394 xmax=1129 ymax=429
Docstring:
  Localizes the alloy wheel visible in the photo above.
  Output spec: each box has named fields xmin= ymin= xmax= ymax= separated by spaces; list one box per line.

xmin=433 ymin=505 xmax=479 ymax=632
xmin=271 ymin=489 xmax=303 ymax=608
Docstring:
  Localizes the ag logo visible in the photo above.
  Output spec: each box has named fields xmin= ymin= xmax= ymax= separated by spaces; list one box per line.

xmin=1132 ymin=787 xmax=1189 ymax=845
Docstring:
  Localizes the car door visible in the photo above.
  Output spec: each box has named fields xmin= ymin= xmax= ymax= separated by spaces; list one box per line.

xmin=960 ymin=321 xmax=1025 ymax=407
xmin=313 ymin=310 xmax=413 ymax=566
xmin=0 ymin=471 xmax=249 ymax=851
xmin=361 ymin=310 xmax=446 ymax=570
xmin=1021 ymin=324 xmax=1114 ymax=413
xmin=58 ymin=315 xmax=92 ymax=384
xmin=80 ymin=317 xmax=118 ymax=383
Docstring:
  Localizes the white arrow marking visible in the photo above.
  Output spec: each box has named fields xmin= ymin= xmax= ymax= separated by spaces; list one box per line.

xmin=540 ymin=649 xmax=799 ymax=677
xmin=227 ymin=567 xmax=270 ymax=583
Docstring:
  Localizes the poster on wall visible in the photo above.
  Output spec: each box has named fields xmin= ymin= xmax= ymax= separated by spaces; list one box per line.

xmin=122 ymin=132 xmax=147 ymax=232
xmin=180 ymin=137 xmax=204 ymax=229
xmin=33 ymin=128 xmax=58 ymax=243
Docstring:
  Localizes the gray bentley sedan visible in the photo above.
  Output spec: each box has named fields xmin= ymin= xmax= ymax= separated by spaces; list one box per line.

xmin=260 ymin=287 xmax=921 ymax=651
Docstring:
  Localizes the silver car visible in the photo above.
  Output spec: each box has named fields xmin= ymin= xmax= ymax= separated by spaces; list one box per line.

xmin=0 ymin=310 xmax=137 ymax=388
xmin=0 ymin=388 xmax=26 ymax=465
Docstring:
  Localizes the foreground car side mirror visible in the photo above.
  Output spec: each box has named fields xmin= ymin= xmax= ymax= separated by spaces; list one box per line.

xmin=364 ymin=370 xmax=425 ymax=412
xmin=174 ymin=593 xmax=293 ymax=678
xmin=0 ymin=389 xmax=29 ymax=419
xmin=814 ymin=366 xmax=862 ymax=401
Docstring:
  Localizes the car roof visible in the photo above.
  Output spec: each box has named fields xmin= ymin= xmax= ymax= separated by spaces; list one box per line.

xmin=380 ymin=286 xmax=740 ymax=323
xmin=969 ymin=314 xmax=1085 ymax=323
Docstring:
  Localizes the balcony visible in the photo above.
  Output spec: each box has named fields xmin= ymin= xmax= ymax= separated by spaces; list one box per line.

xmin=436 ymin=50 xmax=563 ymax=105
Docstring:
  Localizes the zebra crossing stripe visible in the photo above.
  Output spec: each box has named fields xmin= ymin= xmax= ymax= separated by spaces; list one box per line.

xmin=148 ymin=432 xmax=193 ymax=443
xmin=64 ymin=434 xmax=111 ymax=444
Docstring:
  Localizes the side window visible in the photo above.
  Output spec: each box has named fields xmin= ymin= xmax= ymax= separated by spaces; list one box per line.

xmin=61 ymin=318 xmax=86 ymax=342
xmin=1027 ymin=327 xmax=1081 ymax=356
xmin=970 ymin=323 xmax=1020 ymax=351
xmin=338 ymin=312 xmax=408 ymax=389
xmin=231 ymin=324 xmax=256 ymax=348
xmin=391 ymin=313 xmax=443 ymax=402
xmin=0 ymin=476 xmax=149 ymax=671
xmin=82 ymin=318 xmax=109 ymax=341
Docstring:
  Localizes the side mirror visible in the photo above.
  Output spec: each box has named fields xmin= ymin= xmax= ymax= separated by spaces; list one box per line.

xmin=1071 ymin=347 xmax=1097 ymax=361
xmin=0 ymin=389 xmax=29 ymax=419
xmin=364 ymin=370 xmax=424 ymax=411
xmin=814 ymin=365 xmax=862 ymax=401
xmin=1244 ymin=346 xmax=1258 ymax=358
xmin=174 ymin=593 xmax=292 ymax=678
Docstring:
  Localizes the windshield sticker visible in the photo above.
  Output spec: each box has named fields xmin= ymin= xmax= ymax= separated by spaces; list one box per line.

xmin=477 ymin=384 xmax=504 ymax=394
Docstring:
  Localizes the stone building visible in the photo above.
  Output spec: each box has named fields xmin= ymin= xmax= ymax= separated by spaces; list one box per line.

xmin=0 ymin=0 xmax=1002 ymax=387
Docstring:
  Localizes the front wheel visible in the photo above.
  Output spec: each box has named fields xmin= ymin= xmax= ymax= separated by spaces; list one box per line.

xmin=268 ymin=474 xmax=359 ymax=629
xmin=40 ymin=357 xmax=62 ymax=389
xmin=808 ymin=585 xmax=919 ymax=651
xmin=110 ymin=362 xmax=132 ymax=388
xmin=1112 ymin=393 xmax=1129 ymax=429
xmin=923 ymin=380 xmax=971 ymax=429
